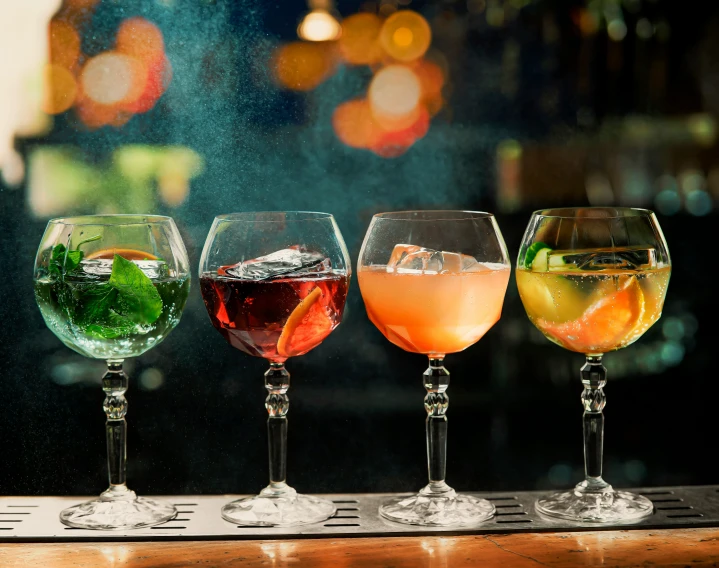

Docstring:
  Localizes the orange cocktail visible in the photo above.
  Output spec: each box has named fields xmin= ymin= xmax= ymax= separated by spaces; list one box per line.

xmin=358 ymin=264 xmax=510 ymax=355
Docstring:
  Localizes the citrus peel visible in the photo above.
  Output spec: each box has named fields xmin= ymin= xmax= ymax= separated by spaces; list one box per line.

xmin=277 ymin=286 xmax=324 ymax=358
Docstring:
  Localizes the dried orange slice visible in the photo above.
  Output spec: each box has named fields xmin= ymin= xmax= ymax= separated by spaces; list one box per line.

xmin=537 ymin=276 xmax=645 ymax=354
xmin=86 ymin=248 xmax=159 ymax=261
xmin=276 ymin=286 xmax=326 ymax=358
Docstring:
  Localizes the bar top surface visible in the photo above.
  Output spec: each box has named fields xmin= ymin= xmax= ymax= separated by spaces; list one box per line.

xmin=1 ymin=528 xmax=718 ymax=567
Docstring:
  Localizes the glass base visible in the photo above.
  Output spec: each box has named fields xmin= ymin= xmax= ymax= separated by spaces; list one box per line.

xmin=536 ymin=481 xmax=654 ymax=523
xmin=379 ymin=483 xmax=496 ymax=527
xmin=60 ymin=487 xmax=177 ymax=530
xmin=221 ymin=483 xmax=336 ymax=527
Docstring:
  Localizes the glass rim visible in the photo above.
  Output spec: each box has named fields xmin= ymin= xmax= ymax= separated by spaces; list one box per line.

xmin=47 ymin=214 xmax=174 ymax=227
xmin=371 ymin=210 xmax=496 ymax=221
xmin=214 ymin=211 xmax=335 ymax=223
xmin=531 ymin=207 xmax=656 ymax=220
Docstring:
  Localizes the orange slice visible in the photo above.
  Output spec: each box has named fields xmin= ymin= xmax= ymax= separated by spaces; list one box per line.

xmin=276 ymin=286 xmax=326 ymax=358
xmin=537 ymin=276 xmax=645 ymax=354
xmin=86 ymin=248 xmax=159 ymax=261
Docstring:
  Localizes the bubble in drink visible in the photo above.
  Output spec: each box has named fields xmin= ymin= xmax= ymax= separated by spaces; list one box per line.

xmin=224 ymin=247 xmax=331 ymax=281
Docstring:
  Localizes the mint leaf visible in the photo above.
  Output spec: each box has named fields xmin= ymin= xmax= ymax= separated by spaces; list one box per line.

xmin=84 ymin=309 xmax=136 ymax=339
xmin=108 ymin=254 xmax=163 ymax=325
xmin=75 ymin=283 xmax=117 ymax=323
xmin=48 ymin=244 xmax=83 ymax=276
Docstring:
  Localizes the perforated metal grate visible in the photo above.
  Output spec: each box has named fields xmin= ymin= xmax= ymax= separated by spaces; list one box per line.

xmin=2 ymin=485 xmax=718 ymax=542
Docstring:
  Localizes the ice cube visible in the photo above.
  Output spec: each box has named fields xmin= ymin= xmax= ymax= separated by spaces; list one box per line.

xmin=546 ymin=246 xmax=657 ymax=272
xmin=78 ymin=258 xmax=169 ymax=280
xmin=224 ymin=248 xmax=330 ymax=281
xmin=387 ymin=244 xmax=483 ymax=274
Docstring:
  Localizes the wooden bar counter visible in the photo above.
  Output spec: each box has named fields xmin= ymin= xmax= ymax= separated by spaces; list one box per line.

xmin=2 ymin=528 xmax=719 ymax=567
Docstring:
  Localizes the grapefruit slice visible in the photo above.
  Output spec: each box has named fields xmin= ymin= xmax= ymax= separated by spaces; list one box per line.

xmin=86 ymin=248 xmax=159 ymax=260
xmin=537 ymin=276 xmax=645 ymax=354
xmin=276 ymin=286 xmax=330 ymax=358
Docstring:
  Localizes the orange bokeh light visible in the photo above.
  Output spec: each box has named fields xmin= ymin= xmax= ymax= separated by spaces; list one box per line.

xmin=413 ymin=59 xmax=444 ymax=98
xmin=116 ymin=17 xmax=165 ymax=63
xmin=368 ymin=64 xmax=422 ymax=131
xmin=370 ymin=106 xmax=429 ymax=157
xmin=338 ymin=13 xmax=384 ymax=65
xmin=42 ymin=64 xmax=78 ymax=115
xmin=75 ymin=98 xmax=118 ymax=129
xmin=49 ymin=20 xmax=81 ymax=70
xmin=65 ymin=0 xmax=100 ymax=10
xmin=121 ymin=56 xmax=169 ymax=113
xmin=332 ymin=98 xmax=382 ymax=149
xmin=379 ymin=10 xmax=431 ymax=62
xmin=274 ymin=42 xmax=336 ymax=91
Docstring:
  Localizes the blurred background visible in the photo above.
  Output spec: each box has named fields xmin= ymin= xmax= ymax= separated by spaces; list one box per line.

xmin=0 ymin=0 xmax=711 ymax=497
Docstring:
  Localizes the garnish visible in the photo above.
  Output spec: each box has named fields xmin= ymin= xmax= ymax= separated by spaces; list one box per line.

xmin=524 ymin=241 xmax=552 ymax=270
xmin=108 ymin=254 xmax=163 ymax=325
xmin=276 ymin=286 xmax=324 ymax=358
xmin=48 ymin=235 xmax=101 ymax=277
xmin=74 ymin=254 xmax=163 ymax=339
xmin=47 ymin=235 xmax=164 ymax=339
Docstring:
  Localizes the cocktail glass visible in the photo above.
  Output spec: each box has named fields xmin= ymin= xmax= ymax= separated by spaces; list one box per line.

xmin=516 ymin=207 xmax=671 ymax=523
xmin=357 ymin=211 xmax=511 ymax=526
xmin=199 ymin=211 xmax=350 ymax=526
xmin=34 ymin=215 xmax=191 ymax=529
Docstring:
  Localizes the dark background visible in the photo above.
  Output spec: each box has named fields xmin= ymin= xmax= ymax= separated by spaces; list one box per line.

xmin=0 ymin=0 xmax=712 ymax=497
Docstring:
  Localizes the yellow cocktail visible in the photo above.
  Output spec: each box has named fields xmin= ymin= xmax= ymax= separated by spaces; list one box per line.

xmin=516 ymin=207 xmax=671 ymax=524
xmin=517 ymin=266 xmax=670 ymax=355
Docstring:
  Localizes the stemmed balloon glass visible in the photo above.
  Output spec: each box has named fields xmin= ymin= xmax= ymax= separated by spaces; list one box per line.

xmin=33 ymin=215 xmax=191 ymax=530
xmin=357 ymin=211 xmax=511 ymax=526
xmin=516 ymin=207 xmax=671 ymax=523
xmin=199 ymin=212 xmax=350 ymax=526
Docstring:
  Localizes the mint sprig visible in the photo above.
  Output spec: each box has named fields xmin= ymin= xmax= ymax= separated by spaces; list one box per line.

xmin=47 ymin=238 xmax=164 ymax=339
xmin=108 ymin=254 xmax=163 ymax=325
xmin=48 ymin=244 xmax=82 ymax=276
xmin=73 ymin=254 xmax=163 ymax=339
xmin=48 ymin=235 xmax=101 ymax=277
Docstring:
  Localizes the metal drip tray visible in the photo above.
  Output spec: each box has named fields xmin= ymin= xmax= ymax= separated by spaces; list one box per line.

xmin=2 ymin=485 xmax=719 ymax=542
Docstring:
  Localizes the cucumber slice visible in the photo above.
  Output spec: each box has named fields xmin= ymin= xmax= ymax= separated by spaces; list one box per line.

xmin=548 ymin=253 xmax=569 ymax=269
xmin=533 ymin=248 xmax=551 ymax=271
xmin=525 ymin=241 xmax=551 ymax=269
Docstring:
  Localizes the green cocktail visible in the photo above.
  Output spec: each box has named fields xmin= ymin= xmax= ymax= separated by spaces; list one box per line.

xmin=35 ymin=243 xmax=189 ymax=359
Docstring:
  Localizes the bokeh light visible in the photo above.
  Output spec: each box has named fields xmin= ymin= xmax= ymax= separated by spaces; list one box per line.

xmin=49 ymin=20 xmax=80 ymax=69
xmin=338 ymin=13 xmax=383 ymax=65
xmin=370 ymin=106 xmax=429 ymax=157
xmin=75 ymin=98 xmax=118 ymax=129
xmin=274 ymin=41 xmax=336 ymax=91
xmin=116 ymin=17 xmax=164 ymax=63
xmin=368 ymin=64 xmax=422 ymax=130
xmin=332 ymin=99 xmax=382 ymax=149
xmin=42 ymin=64 xmax=77 ymax=115
xmin=379 ymin=10 xmax=431 ymax=62
xmin=297 ymin=10 xmax=341 ymax=42
xmin=81 ymin=52 xmax=135 ymax=105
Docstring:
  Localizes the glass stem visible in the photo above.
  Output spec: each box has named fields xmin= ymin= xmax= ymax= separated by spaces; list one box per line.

xmin=580 ymin=355 xmax=610 ymax=491
xmin=265 ymin=362 xmax=290 ymax=490
xmin=102 ymin=359 xmax=132 ymax=498
xmin=424 ymin=357 xmax=450 ymax=493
